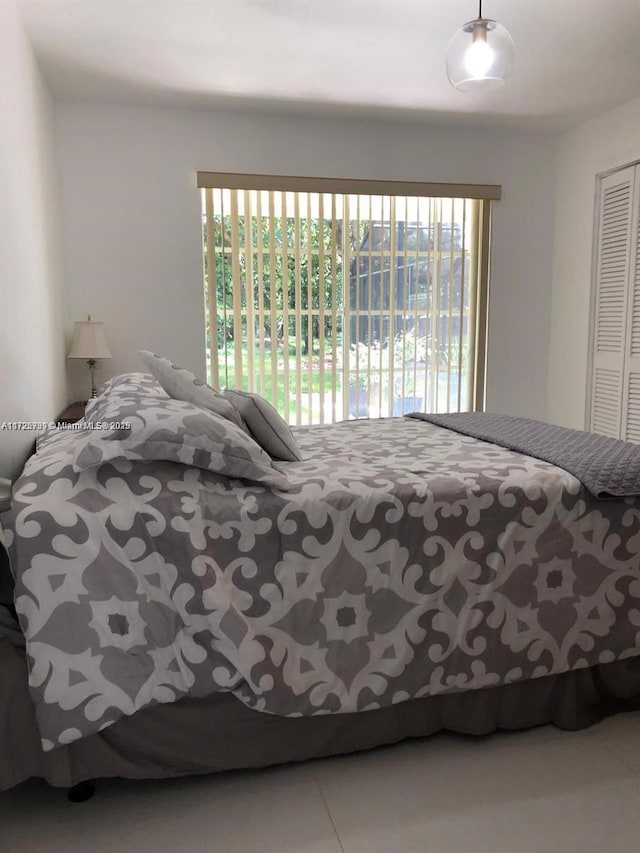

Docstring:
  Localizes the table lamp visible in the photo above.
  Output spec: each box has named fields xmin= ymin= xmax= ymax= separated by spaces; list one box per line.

xmin=67 ymin=316 xmax=112 ymax=398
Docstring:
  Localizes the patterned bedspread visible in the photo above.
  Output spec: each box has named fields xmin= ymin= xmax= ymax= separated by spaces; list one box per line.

xmin=3 ymin=415 xmax=640 ymax=750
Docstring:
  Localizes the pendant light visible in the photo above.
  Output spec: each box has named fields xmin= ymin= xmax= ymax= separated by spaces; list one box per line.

xmin=446 ymin=0 xmax=515 ymax=91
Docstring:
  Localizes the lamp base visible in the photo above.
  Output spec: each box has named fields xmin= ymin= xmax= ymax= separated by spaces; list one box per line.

xmin=87 ymin=359 xmax=98 ymax=398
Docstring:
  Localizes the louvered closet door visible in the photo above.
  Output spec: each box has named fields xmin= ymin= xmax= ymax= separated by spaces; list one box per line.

xmin=621 ymin=167 xmax=640 ymax=442
xmin=590 ymin=166 xmax=636 ymax=438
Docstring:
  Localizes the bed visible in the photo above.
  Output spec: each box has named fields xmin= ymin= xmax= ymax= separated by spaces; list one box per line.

xmin=2 ymin=361 xmax=640 ymax=792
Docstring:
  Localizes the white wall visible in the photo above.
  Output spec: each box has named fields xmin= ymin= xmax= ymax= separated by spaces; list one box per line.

xmin=55 ymin=103 xmax=557 ymax=418
xmin=0 ymin=0 xmax=66 ymax=480
xmin=547 ymin=96 xmax=640 ymax=429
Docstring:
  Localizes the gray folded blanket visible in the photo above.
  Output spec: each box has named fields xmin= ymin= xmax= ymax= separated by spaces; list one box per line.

xmin=408 ymin=411 xmax=640 ymax=499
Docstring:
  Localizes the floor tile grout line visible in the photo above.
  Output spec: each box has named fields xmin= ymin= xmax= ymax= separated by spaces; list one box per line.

xmin=311 ymin=766 xmax=346 ymax=853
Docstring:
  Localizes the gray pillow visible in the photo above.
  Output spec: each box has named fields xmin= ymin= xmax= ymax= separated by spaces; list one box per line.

xmin=138 ymin=350 xmax=245 ymax=430
xmin=71 ymin=395 xmax=289 ymax=490
xmin=223 ymin=389 xmax=302 ymax=462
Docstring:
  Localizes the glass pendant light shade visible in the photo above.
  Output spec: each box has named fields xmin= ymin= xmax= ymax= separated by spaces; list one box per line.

xmin=446 ymin=16 xmax=515 ymax=91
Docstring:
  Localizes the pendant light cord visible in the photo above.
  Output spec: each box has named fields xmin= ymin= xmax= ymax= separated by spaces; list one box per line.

xmin=478 ymin=0 xmax=482 ymax=19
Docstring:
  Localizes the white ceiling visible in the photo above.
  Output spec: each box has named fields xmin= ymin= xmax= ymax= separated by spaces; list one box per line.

xmin=17 ymin=0 xmax=640 ymax=130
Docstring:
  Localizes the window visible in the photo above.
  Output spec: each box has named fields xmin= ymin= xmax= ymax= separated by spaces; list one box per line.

xmin=198 ymin=172 xmax=498 ymax=425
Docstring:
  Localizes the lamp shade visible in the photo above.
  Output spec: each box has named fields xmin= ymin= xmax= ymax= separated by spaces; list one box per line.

xmin=68 ymin=321 xmax=112 ymax=360
xmin=446 ymin=17 xmax=515 ymax=91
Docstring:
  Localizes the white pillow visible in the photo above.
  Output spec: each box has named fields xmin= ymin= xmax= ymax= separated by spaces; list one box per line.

xmin=223 ymin=389 xmax=302 ymax=462
xmin=138 ymin=350 xmax=245 ymax=430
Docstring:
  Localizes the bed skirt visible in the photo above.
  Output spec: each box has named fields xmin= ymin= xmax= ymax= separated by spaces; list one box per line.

xmin=3 ymin=640 xmax=640 ymax=791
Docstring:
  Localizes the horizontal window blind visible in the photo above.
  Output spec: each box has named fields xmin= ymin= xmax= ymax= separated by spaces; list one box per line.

xmin=200 ymin=175 xmax=493 ymax=425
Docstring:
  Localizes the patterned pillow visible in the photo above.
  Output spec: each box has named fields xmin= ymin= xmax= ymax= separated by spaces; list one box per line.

xmin=98 ymin=372 xmax=168 ymax=399
xmin=223 ymin=389 xmax=302 ymax=462
xmin=86 ymin=372 xmax=167 ymax=424
xmin=137 ymin=351 xmax=245 ymax=429
xmin=71 ymin=396 xmax=289 ymax=490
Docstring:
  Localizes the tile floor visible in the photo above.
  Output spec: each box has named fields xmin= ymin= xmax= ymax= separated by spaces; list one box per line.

xmin=3 ymin=713 xmax=640 ymax=853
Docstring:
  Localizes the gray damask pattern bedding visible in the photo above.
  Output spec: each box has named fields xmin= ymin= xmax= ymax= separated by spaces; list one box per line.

xmin=2 ymin=376 xmax=640 ymax=750
xmin=74 ymin=392 xmax=288 ymax=489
